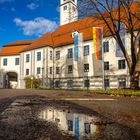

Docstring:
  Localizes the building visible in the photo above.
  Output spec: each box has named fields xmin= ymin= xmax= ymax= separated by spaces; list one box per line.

xmin=0 ymin=0 xmax=139 ymax=89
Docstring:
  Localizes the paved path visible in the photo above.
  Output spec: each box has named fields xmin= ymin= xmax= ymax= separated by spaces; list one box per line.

xmin=0 ymin=89 xmax=139 ymax=139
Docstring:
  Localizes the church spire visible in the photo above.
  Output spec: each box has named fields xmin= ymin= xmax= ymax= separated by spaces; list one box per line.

xmin=60 ymin=0 xmax=78 ymax=25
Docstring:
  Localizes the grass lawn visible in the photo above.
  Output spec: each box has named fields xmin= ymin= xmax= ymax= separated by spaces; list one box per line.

xmin=90 ymin=89 xmax=140 ymax=96
xmin=39 ymin=87 xmax=140 ymax=96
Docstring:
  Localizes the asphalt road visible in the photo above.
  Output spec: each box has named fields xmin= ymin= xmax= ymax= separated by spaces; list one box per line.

xmin=0 ymin=89 xmax=139 ymax=140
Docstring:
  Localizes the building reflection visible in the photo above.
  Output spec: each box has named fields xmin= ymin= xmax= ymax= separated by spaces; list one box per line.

xmin=39 ymin=107 xmax=101 ymax=139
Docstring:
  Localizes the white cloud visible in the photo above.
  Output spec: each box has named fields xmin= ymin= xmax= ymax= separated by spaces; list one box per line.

xmin=0 ymin=0 xmax=14 ymax=3
xmin=14 ymin=17 xmax=58 ymax=36
xmin=27 ymin=2 xmax=39 ymax=10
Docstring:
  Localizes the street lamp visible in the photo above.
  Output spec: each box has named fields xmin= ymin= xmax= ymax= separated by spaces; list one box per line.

xmin=42 ymin=67 xmax=44 ymax=88
xmin=31 ymin=76 xmax=33 ymax=89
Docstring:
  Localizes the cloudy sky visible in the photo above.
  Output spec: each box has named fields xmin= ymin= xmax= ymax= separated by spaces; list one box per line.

xmin=0 ymin=0 xmax=60 ymax=47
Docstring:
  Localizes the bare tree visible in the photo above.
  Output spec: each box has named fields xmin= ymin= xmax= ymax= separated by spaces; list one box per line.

xmin=79 ymin=0 xmax=140 ymax=89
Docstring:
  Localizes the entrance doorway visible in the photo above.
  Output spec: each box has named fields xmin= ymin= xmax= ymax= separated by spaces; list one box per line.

xmin=5 ymin=72 xmax=18 ymax=89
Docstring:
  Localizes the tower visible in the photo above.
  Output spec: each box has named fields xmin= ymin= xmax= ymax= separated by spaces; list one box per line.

xmin=60 ymin=0 xmax=78 ymax=25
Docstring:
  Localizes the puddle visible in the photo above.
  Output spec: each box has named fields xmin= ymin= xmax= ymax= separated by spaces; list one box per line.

xmin=0 ymin=96 xmax=137 ymax=140
xmin=38 ymin=106 xmax=103 ymax=140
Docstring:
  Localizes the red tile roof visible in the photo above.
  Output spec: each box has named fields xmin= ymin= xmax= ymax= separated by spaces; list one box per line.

xmin=22 ymin=33 xmax=54 ymax=51
xmin=0 ymin=45 xmax=29 ymax=56
xmin=23 ymin=17 xmax=109 ymax=51
xmin=4 ymin=40 xmax=35 ymax=47
xmin=0 ymin=40 xmax=34 ymax=56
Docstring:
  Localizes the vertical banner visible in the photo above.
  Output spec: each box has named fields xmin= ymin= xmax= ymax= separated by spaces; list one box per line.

xmin=74 ymin=117 xmax=79 ymax=140
xmin=78 ymin=33 xmax=84 ymax=62
xmin=78 ymin=33 xmax=83 ymax=48
xmin=92 ymin=27 xmax=103 ymax=60
xmin=116 ymin=23 xmax=125 ymax=57
xmin=74 ymin=32 xmax=79 ymax=61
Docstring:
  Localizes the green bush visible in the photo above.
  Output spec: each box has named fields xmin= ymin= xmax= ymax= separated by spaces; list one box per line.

xmin=24 ymin=76 xmax=41 ymax=89
xmin=33 ymin=78 xmax=41 ymax=88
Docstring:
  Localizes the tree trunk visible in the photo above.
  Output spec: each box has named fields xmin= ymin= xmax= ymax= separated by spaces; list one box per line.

xmin=130 ymin=72 xmax=139 ymax=89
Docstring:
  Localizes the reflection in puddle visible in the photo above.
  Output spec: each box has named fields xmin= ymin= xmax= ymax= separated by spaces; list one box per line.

xmin=0 ymin=97 xmax=135 ymax=140
xmin=39 ymin=107 xmax=101 ymax=140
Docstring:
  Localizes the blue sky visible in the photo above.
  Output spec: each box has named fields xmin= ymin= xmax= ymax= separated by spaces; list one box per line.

xmin=0 ymin=0 xmax=60 ymax=47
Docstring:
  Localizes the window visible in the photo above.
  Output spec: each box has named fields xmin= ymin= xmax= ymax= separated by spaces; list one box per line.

xmin=50 ymin=51 xmax=53 ymax=60
xmin=68 ymin=48 xmax=73 ymax=58
xmin=37 ymin=52 xmax=41 ymax=61
xmin=67 ymin=120 xmax=73 ymax=131
xmin=84 ymin=64 xmax=89 ymax=72
xmin=55 ymin=80 xmax=60 ymax=88
xmin=84 ymin=123 xmax=91 ymax=134
xmin=104 ymin=61 xmax=109 ymax=70
xmin=63 ymin=5 xmax=67 ymax=11
xmin=3 ymin=58 xmax=7 ymax=66
xmin=26 ymin=54 xmax=30 ymax=63
xmin=56 ymin=51 xmax=60 ymax=60
xmin=56 ymin=67 xmax=60 ymax=74
xmin=118 ymin=78 xmax=126 ymax=88
xmin=26 ymin=69 xmax=29 ymax=75
xmin=84 ymin=45 xmax=89 ymax=56
xmin=68 ymin=65 xmax=73 ymax=73
xmin=118 ymin=60 xmax=125 ymax=69
xmin=15 ymin=58 xmax=19 ymax=65
xmin=67 ymin=80 xmax=73 ymax=88
xmin=103 ymin=41 xmax=109 ymax=52
xmin=84 ymin=80 xmax=90 ymax=87
xmin=104 ymin=79 xmax=110 ymax=89
xmin=55 ymin=118 xmax=60 ymax=123
xmin=37 ymin=67 xmax=41 ymax=74
xmin=50 ymin=67 xmax=52 ymax=74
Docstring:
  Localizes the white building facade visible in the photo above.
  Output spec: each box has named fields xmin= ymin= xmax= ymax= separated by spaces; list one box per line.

xmin=0 ymin=0 xmax=139 ymax=89
xmin=0 ymin=55 xmax=20 ymax=88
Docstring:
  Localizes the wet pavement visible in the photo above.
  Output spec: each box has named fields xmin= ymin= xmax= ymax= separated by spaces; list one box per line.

xmin=0 ymin=95 xmax=139 ymax=140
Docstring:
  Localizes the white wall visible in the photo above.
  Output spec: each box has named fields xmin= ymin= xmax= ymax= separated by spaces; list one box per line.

xmin=0 ymin=55 xmax=20 ymax=88
xmin=54 ymin=40 xmax=102 ymax=79
xmin=0 ymin=32 xmax=133 ymax=89
xmin=23 ymin=52 xmax=32 ymax=77
xmin=103 ymin=35 xmax=130 ymax=88
xmin=60 ymin=0 xmax=78 ymax=25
